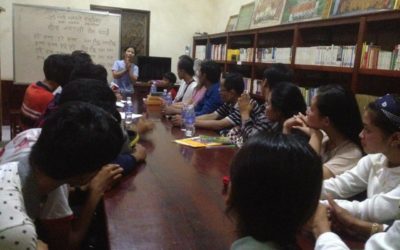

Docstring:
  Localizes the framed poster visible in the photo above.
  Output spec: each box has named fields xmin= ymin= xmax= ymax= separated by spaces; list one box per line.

xmin=330 ymin=0 xmax=396 ymax=17
xmin=249 ymin=0 xmax=286 ymax=29
xmin=226 ymin=15 xmax=239 ymax=32
xmin=281 ymin=0 xmax=333 ymax=23
xmin=236 ymin=2 xmax=255 ymax=31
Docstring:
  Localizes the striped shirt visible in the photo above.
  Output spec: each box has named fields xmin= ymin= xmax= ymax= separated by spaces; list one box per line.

xmin=225 ymin=102 xmax=278 ymax=147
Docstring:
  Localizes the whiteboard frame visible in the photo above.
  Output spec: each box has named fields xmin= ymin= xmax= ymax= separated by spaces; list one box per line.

xmin=12 ymin=3 xmax=121 ymax=84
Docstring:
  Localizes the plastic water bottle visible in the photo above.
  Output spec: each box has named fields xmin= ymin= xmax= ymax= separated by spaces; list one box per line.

xmin=165 ymin=93 xmax=173 ymax=106
xmin=181 ymin=103 xmax=188 ymax=131
xmin=124 ymin=97 xmax=133 ymax=127
xmin=162 ymin=89 xmax=168 ymax=101
xmin=150 ymin=82 xmax=157 ymax=95
xmin=184 ymin=104 xmax=196 ymax=137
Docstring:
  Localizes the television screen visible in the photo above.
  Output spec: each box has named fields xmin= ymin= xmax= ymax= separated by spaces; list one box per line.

xmin=137 ymin=56 xmax=172 ymax=82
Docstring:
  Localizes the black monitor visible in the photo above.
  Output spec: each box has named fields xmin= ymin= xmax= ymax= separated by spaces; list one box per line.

xmin=137 ymin=56 xmax=172 ymax=82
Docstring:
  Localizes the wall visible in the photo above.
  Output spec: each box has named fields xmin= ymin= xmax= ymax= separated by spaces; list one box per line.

xmin=208 ymin=0 xmax=252 ymax=33
xmin=0 ymin=0 xmax=223 ymax=81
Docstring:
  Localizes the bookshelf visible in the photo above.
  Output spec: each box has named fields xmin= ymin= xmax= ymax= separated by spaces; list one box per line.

xmin=193 ymin=10 xmax=400 ymax=98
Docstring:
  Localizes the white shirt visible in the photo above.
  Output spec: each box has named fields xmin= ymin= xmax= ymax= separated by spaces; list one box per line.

xmin=315 ymin=220 xmax=400 ymax=250
xmin=321 ymin=153 xmax=400 ymax=223
xmin=0 ymin=129 xmax=73 ymax=220
xmin=174 ymin=79 xmax=198 ymax=104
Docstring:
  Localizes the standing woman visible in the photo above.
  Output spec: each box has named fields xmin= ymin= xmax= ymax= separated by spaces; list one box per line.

xmin=284 ymin=84 xmax=363 ymax=179
xmin=112 ymin=46 xmax=139 ymax=95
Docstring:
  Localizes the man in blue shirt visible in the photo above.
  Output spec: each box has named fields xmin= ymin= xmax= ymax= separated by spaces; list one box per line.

xmin=194 ymin=60 xmax=223 ymax=116
xmin=171 ymin=60 xmax=222 ymax=126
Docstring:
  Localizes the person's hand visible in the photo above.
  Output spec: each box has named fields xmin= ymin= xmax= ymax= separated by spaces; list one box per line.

xmin=135 ymin=118 xmax=155 ymax=134
xmin=37 ymin=240 xmax=48 ymax=250
xmin=89 ymin=164 xmax=123 ymax=195
xmin=310 ymin=204 xmax=331 ymax=238
xmin=283 ymin=116 xmax=302 ymax=134
xmin=125 ymin=60 xmax=132 ymax=71
xmin=238 ymin=92 xmax=253 ymax=119
xmin=289 ymin=113 xmax=315 ymax=136
xmin=171 ymin=115 xmax=183 ymax=127
xmin=327 ymin=195 xmax=361 ymax=237
xmin=132 ymin=143 xmax=147 ymax=161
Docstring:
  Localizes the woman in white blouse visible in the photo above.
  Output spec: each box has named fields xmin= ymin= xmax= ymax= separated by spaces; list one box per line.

xmin=319 ymin=94 xmax=400 ymax=236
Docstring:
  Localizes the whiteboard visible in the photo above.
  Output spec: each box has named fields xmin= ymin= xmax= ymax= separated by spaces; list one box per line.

xmin=13 ymin=4 xmax=121 ymax=84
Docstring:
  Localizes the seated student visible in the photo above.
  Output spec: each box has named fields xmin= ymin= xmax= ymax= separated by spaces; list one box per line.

xmin=318 ymin=94 xmax=400 ymax=226
xmin=0 ymin=79 xmax=146 ymax=249
xmin=172 ymin=73 xmax=263 ymax=132
xmin=227 ymin=133 xmax=322 ymax=249
xmin=0 ymin=102 xmax=124 ymax=250
xmin=284 ymin=85 xmax=363 ymax=179
xmin=230 ymin=64 xmax=293 ymax=145
xmin=58 ymin=78 xmax=148 ymax=174
xmin=172 ymin=55 xmax=198 ymax=104
xmin=261 ymin=63 xmax=293 ymax=97
xmin=155 ymin=72 xmax=178 ymax=99
xmin=265 ymin=82 xmax=307 ymax=130
xmin=21 ymin=54 xmax=74 ymax=129
xmin=312 ymin=200 xmax=400 ymax=250
xmin=36 ymin=63 xmax=108 ymax=127
xmin=165 ymin=60 xmax=219 ymax=115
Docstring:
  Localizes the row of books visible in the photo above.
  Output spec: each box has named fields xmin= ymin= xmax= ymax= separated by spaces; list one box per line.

xmin=196 ymin=43 xmax=400 ymax=71
xmin=255 ymin=47 xmax=291 ymax=64
xmin=295 ymin=45 xmax=356 ymax=67
xmin=243 ymin=77 xmax=263 ymax=96
xmin=360 ymin=43 xmax=400 ymax=70
xmin=226 ymin=48 xmax=254 ymax=62
xmin=298 ymin=87 xmax=318 ymax=106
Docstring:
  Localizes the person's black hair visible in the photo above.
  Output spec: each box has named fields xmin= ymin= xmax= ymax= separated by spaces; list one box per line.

xmin=70 ymin=63 xmax=108 ymax=84
xmin=263 ymin=63 xmax=293 ymax=90
xmin=270 ymin=82 xmax=306 ymax=120
xmin=316 ymin=84 xmax=363 ymax=149
xmin=59 ymin=78 xmax=120 ymax=123
xmin=43 ymin=54 xmax=74 ymax=87
xmin=199 ymin=60 xmax=220 ymax=83
xmin=163 ymin=72 xmax=177 ymax=85
xmin=226 ymin=133 xmax=322 ymax=248
xmin=178 ymin=55 xmax=192 ymax=61
xmin=222 ymin=72 xmax=244 ymax=95
xmin=123 ymin=46 xmax=136 ymax=53
xmin=178 ymin=56 xmax=195 ymax=76
xmin=71 ymin=50 xmax=93 ymax=66
xmin=367 ymin=94 xmax=400 ymax=137
xmin=30 ymin=102 xmax=123 ymax=180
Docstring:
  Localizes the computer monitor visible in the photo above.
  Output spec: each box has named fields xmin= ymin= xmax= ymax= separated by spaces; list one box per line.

xmin=137 ymin=56 xmax=172 ymax=82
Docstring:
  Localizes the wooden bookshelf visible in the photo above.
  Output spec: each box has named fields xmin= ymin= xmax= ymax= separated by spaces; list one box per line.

xmin=193 ymin=10 xmax=400 ymax=97
xmin=358 ymin=68 xmax=400 ymax=78
xmin=294 ymin=65 xmax=354 ymax=74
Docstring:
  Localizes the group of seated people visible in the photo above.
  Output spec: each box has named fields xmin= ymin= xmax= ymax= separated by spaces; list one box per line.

xmin=161 ymin=56 xmax=400 ymax=249
xmin=0 ymin=49 xmax=399 ymax=249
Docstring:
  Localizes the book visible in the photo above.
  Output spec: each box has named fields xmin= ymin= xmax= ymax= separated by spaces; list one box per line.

xmin=282 ymin=0 xmax=333 ymax=23
xmin=174 ymin=135 xmax=234 ymax=148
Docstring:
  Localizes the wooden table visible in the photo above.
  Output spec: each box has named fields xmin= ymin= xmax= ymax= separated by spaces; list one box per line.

xmin=104 ymin=93 xmax=365 ymax=250
xmin=104 ymin=95 xmax=237 ymax=250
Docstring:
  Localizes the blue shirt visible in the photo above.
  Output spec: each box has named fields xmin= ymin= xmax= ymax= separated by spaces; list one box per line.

xmin=112 ymin=60 xmax=139 ymax=94
xmin=195 ymin=82 xmax=223 ymax=116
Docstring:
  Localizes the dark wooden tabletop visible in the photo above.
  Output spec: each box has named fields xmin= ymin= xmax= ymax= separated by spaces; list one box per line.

xmin=104 ymin=94 xmax=237 ymax=250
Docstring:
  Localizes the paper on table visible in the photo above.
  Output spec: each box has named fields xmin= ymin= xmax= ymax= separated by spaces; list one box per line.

xmin=119 ymin=112 xmax=142 ymax=120
xmin=174 ymin=136 xmax=234 ymax=148
xmin=116 ymin=101 xmax=124 ymax=108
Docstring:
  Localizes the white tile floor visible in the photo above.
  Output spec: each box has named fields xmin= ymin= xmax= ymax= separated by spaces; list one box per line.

xmin=2 ymin=125 xmax=11 ymax=142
